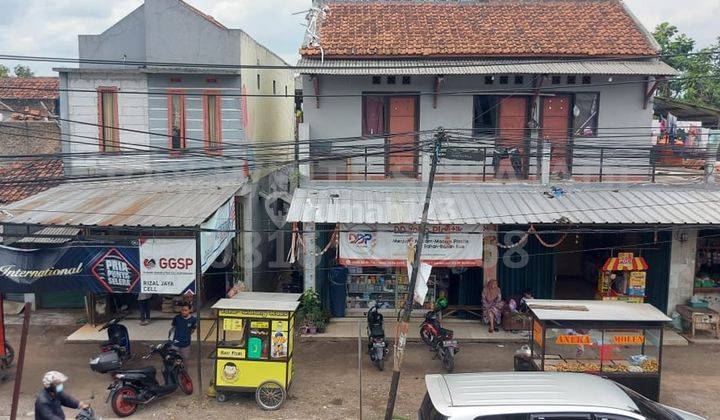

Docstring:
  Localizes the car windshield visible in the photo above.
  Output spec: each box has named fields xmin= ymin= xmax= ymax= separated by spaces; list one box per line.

xmin=618 ymin=385 xmax=682 ymax=420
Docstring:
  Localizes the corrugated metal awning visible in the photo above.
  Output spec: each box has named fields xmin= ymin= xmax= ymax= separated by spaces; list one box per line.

xmin=16 ymin=226 xmax=81 ymax=244
xmin=296 ymin=58 xmax=678 ymax=76
xmin=0 ymin=177 xmax=244 ymax=228
xmin=287 ymin=185 xmax=720 ymax=225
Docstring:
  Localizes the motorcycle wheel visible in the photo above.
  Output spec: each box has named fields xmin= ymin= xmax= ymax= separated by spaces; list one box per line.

xmin=256 ymin=381 xmax=286 ymax=411
xmin=111 ymin=386 xmax=139 ymax=417
xmin=442 ymin=348 xmax=455 ymax=373
xmin=178 ymin=370 xmax=193 ymax=395
xmin=0 ymin=342 xmax=14 ymax=368
xmin=375 ymin=357 xmax=384 ymax=371
xmin=420 ymin=328 xmax=434 ymax=346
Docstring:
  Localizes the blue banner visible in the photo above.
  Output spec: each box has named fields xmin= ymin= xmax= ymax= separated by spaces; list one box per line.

xmin=0 ymin=244 xmax=141 ymax=294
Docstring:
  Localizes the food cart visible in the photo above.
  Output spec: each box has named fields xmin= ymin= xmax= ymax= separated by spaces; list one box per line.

xmin=211 ymin=293 xmax=301 ymax=410
xmin=597 ymin=252 xmax=649 ymax=303
xmin=515 ymin=299 xmax=670 ymax=401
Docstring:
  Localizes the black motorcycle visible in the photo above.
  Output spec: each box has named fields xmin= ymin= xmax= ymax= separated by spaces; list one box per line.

xmin=91 ymin=337 xmax=193 ymax=417
xmin=98 ymin=315 xmax=131 ymax=361
xmin=365 ymin=302 xmax=388 ymax=371
xmin=419 ymin=309 xmax=458 ymax=373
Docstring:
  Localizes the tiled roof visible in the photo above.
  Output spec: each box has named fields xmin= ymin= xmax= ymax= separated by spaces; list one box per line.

xmin=179 ymin=0 xmax=226 ymax=29
xmin=0 ymin=77 xmax=59 ymax=100
xmin=0 ymin=158 xmax=63 ymax=204
xmin=300 ymin=1 xmax=658 ymax=58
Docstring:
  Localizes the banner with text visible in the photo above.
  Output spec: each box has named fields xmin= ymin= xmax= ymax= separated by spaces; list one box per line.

xmin=140 ymin=238 xmax=196 ymax=294
xmin=339 ymin=224 xmax=483 ymax=267
xmin=0 ymin=244 xmax=140 ymax=293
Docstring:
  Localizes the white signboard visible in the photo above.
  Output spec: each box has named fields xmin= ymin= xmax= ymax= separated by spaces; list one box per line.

xmin=339 ymin=224 xmax=483 ymax=267
xmin=140 ymin=238 xmax=196 ymax=294
xmin=201 ymin=198 xmax=236 ymax=272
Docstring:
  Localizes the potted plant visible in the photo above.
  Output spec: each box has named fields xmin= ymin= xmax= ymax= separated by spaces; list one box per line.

xmin=297 ymin=289 xmax=329 ymax=334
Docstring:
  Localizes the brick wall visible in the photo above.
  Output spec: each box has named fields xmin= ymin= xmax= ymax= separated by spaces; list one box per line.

xmin=0 ymin=121 xmax=61 ymax=167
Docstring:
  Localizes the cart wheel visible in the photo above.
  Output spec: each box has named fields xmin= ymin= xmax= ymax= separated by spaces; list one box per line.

xmin=215 ymin=392 xmax=227 ymax=403
xmin=256 ymin=381 xmax=286 ymax=410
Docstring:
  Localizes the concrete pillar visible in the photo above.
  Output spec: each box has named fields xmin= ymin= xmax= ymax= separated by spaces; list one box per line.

xmin=483 ymin=225 xmax=498 ymax=287
xmin=303 ymin=222 xmax=317 ymax=292
xmin=298 ymin=123 xmax=310 ymax=183
xmin=541 ymin=141 xmax=551 ymax=186
xmin=667 ymin=228 xmax=697 ymax=314
xmin=241 ymin=193 xmax=255 ymax=291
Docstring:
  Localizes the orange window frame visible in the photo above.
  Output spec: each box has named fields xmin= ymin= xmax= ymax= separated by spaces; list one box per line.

xmin=97 ymin=86 xmax=120 ymax=152
xmin=203 ymin=90 xmax=223 ymax=154
xmin=167 ymin=89 xmax=187 ymax=153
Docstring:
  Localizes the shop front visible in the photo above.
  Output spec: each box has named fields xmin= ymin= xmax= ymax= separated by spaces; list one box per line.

xmin=314 ymin=223 xmax=484 ymax=317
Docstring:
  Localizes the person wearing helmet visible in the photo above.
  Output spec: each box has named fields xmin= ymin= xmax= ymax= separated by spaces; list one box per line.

xmin=35 ymin=371 xmax=89 ymax=420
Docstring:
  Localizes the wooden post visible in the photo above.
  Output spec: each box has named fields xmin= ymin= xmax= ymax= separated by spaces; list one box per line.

xmin=384 ymin=129 xmax=444 ymax=420
xmin=10 ymin=303 xmax=30 ymax=420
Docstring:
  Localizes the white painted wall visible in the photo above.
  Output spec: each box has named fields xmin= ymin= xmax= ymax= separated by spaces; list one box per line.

xmin=667 ymin=228 xmax=698 ymax=314
xmin=64 ymin=72 xmax=150 ymax=177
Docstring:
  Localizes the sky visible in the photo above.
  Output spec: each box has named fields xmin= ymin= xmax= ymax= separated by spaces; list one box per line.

xmin=0 ymin=0 xmax=718 ymax=76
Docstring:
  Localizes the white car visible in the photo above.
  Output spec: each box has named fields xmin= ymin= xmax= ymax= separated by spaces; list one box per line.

xmin=420 ymin=372 xmax=705 ymax=420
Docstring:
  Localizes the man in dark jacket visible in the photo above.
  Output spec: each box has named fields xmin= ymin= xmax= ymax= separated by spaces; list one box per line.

xmin=35 ymin=371 xmax=88 ymax=420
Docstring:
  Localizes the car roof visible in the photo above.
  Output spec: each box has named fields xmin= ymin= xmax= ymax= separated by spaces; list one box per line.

xmin=425 ymin=372 xmax=639 ymax=415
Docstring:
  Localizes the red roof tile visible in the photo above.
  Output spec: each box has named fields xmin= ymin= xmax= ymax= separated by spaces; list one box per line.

xmin=0 ymin=77 xmax=59 ymax=100
xmin=0 ymin=158 xmax=63 ymax=204
xmin=300 ymin=1 xmax=658 ymax=58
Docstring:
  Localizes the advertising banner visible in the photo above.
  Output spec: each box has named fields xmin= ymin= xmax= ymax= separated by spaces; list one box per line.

xmin=339 ymin=224 xmax=483 ymax=267
xmin=201 ymin=198 xmax=236 ymax=272
xmin=0 ymin=244 xmax=140 ymax=293
xmin=139 ymin=238 xmax=196 ymax=294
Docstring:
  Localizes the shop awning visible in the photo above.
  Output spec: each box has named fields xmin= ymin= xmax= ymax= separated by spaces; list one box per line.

xmin=602 ymin=257 xmax=649 ymax=271
xmin=0 ymin=177 xmax=243 ymax=228
xmin=287 ymin=185 xmax=720 ymax=225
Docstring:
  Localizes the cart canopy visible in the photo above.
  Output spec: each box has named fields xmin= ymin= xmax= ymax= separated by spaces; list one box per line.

xmin=527 ymin=299 xmax=671 ymax=323
xmin=212 ymin=293 xmax=301 ymax=312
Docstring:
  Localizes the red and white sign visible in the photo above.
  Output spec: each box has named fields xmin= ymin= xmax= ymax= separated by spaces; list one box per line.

xmin=339 ymin=224 xmax=483 ymax=267
xmin=140 ymin=238 xmax=196 ymax=294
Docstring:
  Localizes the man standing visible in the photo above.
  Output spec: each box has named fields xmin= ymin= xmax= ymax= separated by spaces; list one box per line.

xmin=35 ymin=371 xmax=89 ymax=420
xmin=138 ymin=293 xmax=153 ymax=326
xmin=171 ymin=303 xmax=197 ymax=362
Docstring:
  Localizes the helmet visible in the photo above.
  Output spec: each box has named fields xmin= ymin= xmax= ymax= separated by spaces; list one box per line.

xmin=42 ymin=371 xmax=68 ymax=388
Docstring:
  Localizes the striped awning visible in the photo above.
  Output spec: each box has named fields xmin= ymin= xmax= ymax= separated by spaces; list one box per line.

xmin=602 ymin=257 xmax=649 ymax=271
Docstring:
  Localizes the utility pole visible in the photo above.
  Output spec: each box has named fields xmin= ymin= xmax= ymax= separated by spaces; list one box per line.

xmin=384 ymin=128 xmax=445 ymax=420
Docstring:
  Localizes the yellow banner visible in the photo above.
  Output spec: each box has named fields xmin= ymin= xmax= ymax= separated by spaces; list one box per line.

xmin=271 ymin=320 xmax=289 ymax=359
xmin=217 ymin=347 xmax=246 ymax=359
xmin=223 ymin=318 xmax=244 ymax=332
xmin=533 ymin=320 xmax=544 ymax=348
xmin=251 ymin=321 xmax=269 ymax=329
xmin=555 ymin=335 xmax=592 ymax=345
xmin=219 ymin=309 xmax=288 ymax=319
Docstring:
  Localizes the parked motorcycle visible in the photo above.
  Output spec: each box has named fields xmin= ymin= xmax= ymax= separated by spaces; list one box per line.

xmin=365 ymin=302 xmax=388 ymax=371
xmin=98 ymin=315 xmax=131 ymax=361
xmin=419 ymin=309 xmax=458 ymax=373
xmin=90 ymin=333 xmax=193 ymax=417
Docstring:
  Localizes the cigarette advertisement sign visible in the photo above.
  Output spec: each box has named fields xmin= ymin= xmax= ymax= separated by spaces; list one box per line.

xmin=139 ymin=238 xmax=196 ymax=294
xmin=339 ymin=224 xmax=483 ymax=267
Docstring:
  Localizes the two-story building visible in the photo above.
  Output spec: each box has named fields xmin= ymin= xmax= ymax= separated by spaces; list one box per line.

xmin=288 ymin=0 xmax=720 ymax=317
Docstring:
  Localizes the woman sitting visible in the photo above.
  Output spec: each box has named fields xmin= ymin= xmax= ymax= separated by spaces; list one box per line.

xmin=482 ymin=279 xmax=504 ymax=333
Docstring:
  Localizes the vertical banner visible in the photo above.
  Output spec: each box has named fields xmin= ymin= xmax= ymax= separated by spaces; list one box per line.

xmin=139 ymin=238 xmax=196 ymax=294
xmin=201 ymin=198 xmax=236 ymax=272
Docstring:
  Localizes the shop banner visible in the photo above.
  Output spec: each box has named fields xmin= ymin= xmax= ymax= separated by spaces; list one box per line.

xmin=201 ymin=198 xmax=236 ymax=272
xmin=139 ymin=238 xmax=196 ymax=294
xmin=0 ymin=244 xmax=140 ymax=293
xmin=339 ymin=224 xmax=483 ymax=267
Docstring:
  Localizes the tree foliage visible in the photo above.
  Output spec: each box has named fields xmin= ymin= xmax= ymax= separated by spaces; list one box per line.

xmin=0 ymin=65 xmax=9 ymax=78
xmin=653 ymin=22 xmax=720 ymax=108
xmin=13 ymin=65 xmax=34 ymax=77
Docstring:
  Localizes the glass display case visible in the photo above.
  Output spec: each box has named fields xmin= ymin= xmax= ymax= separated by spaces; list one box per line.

xmin=345 ymin=267 xmax=436 ymax=316
xmin=517 ymin=299 xmax=670 ymax=401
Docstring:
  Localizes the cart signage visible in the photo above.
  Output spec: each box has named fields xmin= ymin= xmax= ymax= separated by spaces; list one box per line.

xmin=533 ymin=320 xmax=544 ymax=347
xmin=217 ymin=360 xmax=243 ymax=386
xmin=217 ymin=348 xmax=246 ymax=359
xmin=339 ymin=224 xmax=484 ymax=267
xmin=222 ymin=318 xmax=244 ymax=331
xmin=555 ymin=335 xmax=592 ymax=345
xmin=617 ymin=252 xmax=634 ymax=270
xmin=251 ymin=321 xmax=269 ymax=329
xmin=139 ymin=238 xmax=196 ymax=294
xmin=219 ymin=309 xmax=287 ymax=319
xmin=612 ymin=335 xmax=645 ymax=345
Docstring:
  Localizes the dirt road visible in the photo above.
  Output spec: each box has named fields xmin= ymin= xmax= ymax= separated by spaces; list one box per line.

xmin=1 ymin=323 xmax=718 ymax=419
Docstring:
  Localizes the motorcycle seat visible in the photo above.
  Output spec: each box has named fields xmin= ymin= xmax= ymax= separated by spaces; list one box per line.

xmin=439 ymin=327 xmax=454 ymax=337
xmin=120 ymin=366 xmax=156 ymax=376
xmin=369 ymin=325 xmax=385 ymax=337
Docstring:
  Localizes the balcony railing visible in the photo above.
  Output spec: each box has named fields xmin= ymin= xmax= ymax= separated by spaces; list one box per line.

xmin=307 ymin=138 xmax=717 ymax=184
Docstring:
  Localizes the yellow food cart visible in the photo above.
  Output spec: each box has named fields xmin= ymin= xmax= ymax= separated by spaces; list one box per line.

xmin=211 ymin=292 xmax=301 ymax=410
